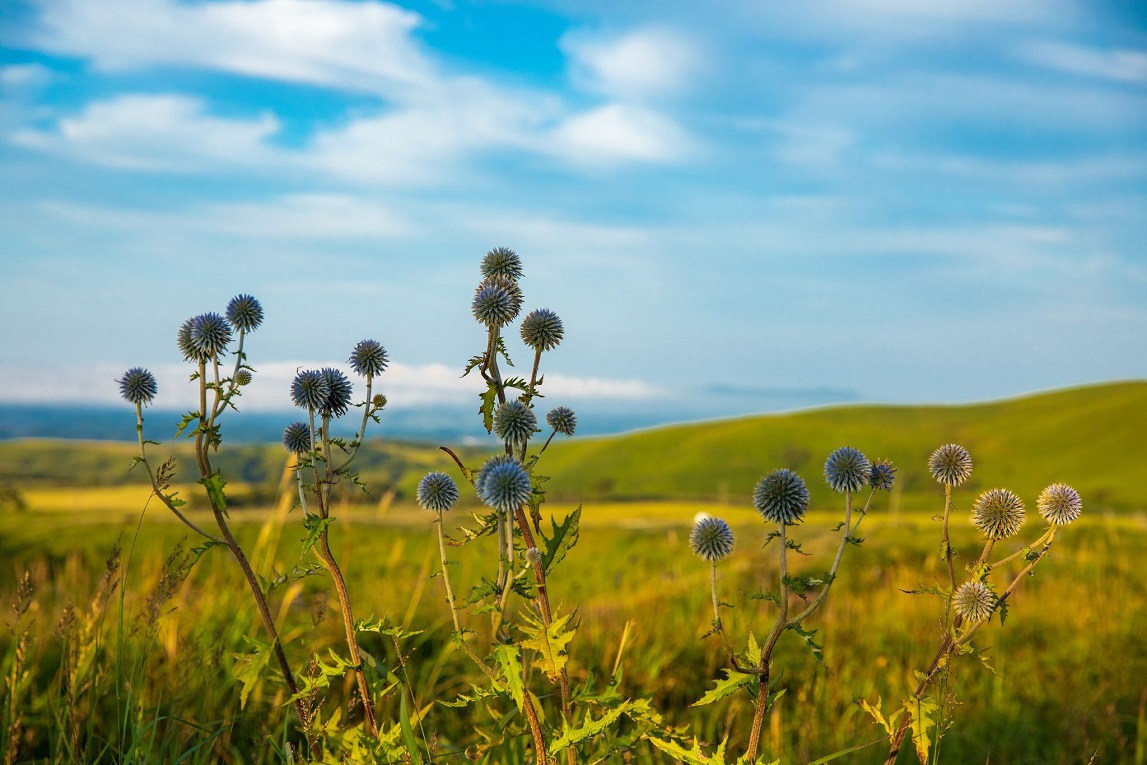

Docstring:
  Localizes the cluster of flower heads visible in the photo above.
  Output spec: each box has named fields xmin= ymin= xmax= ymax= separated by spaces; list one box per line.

xmin=472 ymin=247 xmax=525 ymax=330
xmin=690 ymin=515 xmax=734 ymax=562
xmin=290 ymin=368 xmax=353 ymax=417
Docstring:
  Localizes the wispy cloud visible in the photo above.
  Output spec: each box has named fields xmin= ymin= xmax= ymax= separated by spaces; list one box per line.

xmin=1018 ymin=40 xmax=1147 ymax=83
xmin=561 ymin=26 xmax=699 ymax=99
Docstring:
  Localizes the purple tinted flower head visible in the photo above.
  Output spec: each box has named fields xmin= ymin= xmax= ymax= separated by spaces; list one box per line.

xmin=521 ymin=308 xmax=564 ymax=352
xmin=188 ymin=312 xmax=232 ymax=358
xmin=319 ymin=367 xmax=353 ymax=417
xmin=476 ymin=455 xmax=531 ymax=513
xmin=472 ymin=278 xmax=522 ymax=328
xmin=118 ymin=367 xmax=158 ymax=406
xmin=282 ymin=422 xmax=311 ymax=454
xmin=546 ymin=406 xmax=577 ymax=437
xmin=349 ymin=339 xmax=388 ymax=378
xmin=291 ymin=369 xmax=330 ymax=411
xmin=754 ymin=468 xmax=809 ymax=525
xmin=492 ymin=400 xmax=537 ymax=446
xmin=824 ymin=446 xmax=871 ymax=494
xmin=481 ymin=247 xmax=523 ymax=282
xmin=869 ymin=460 xmax=896 ymax=491
xmin=690 ymin=516 xmax=734 ymax=562
xmin=418 ymin=472 xmax=460 ymax=512
xmin=225 ymin=294 xmax=264 ymax=333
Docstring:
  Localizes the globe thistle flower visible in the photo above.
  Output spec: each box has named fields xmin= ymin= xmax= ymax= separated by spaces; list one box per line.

xmin=869 ymin=460 xmax=897 ymax=491
xmin=188 ymin=312 xmax=232 ymax=358
xmin=417 ymin=472 xmax=459 ymax=512
xmin=492 ymin=400 xmax=537 ymax=446
xmin=282 ymin=422 xmax=311 ymax=454
xmin=824 ymin=446 xmax=871 ymax=494
xmin=474 ymin=453 xmax=518 ymax=499
xmin=349 ymin=339 xmax=388 ymax=378
xmin=372 ymin=393 xmax=388 ymax=409
xmin=291 ymin=369 xmax=330 ymax=411
xmin=235 ymin=369 xmax=253 ymax=387
xmin=225 ymin=294 xmax=264 ymax=332
xmin=177 ymin=318 xmax=206 ymax=362
xmin=754 ymin=468 xmax=810 ymax=525
xmin=953 ymin=581 xmax=995 ymax=623
xmin=319 ymin=367 xmax=353 ymax=417
xmin=929 ymin=444 xmax=973 ymax=487
xmin=471 ymin=279 xmax=521 ymax=328
xmin=476 ymin=456 xmax=532 ymax=513
xmin=118 ymin=367 xmax=158 ymax=406
xmin=521 ymin=308 xmax=564 ymax=352
xmin=972 ymin=488 xmax=1026 ymax=539
xmin=690 ymin=516 xmax=734 ymax=562
xmin=1037 ymin=483 xmax=1082 ymax=526
xmin=546 ymin=406 xmax=577 ymax=437
xmin=481 ymin=246 xmax=523 ymax=282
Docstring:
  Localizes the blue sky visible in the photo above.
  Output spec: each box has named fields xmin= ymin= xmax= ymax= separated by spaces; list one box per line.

xmin=1 ymin=0 xmax=1145 ymax=430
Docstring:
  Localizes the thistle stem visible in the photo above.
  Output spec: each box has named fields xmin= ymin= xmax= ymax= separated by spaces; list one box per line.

xmin=746 ymin=522 xmax=789 ymax=761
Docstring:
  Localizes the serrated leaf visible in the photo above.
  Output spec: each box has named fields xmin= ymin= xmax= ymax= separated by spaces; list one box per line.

xmin=646 ymin=736 xmax=725 ymax=764
xmin=907 ymin=696 xmax=939 ymax=764
xmin=301 ymin=513 xmax=335 ymax=556
xmin=859 ymin=697 xmax=895 ymax=738
xmin=232 ymin=638 xmax=272 ymax=709
xmin=549 ymin=701 xmax=630 ymax=754
xmin=462 ymin=353 xmax=485 ymax=378
xmin=479 ymin=383 xmax=499 ymax=433
xmin=788 ymin=621 xmax=826 ymax=666
xmin=189 ymin=539 xmax=222 ymax=566
xmin=519 ymin=609 xmax=576 ymax=682
xmin=493 ymin=644 xmax=525 ymax=711
xmin=175 ymin=411 xmax=201 ymax=439
xmin=199 ymin=471 xmax=228 ymax=515
xmin=541 ymin=506 xmax=581 ymax=574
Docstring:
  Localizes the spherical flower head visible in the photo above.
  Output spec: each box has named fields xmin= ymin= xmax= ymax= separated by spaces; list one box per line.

xmin=282 ymin=422 xmax=311 ymax=454
xmin=188 ymin=312 xmax=232 ymax=358
xmin=824 ymin=446 xmax=871 ymax=494
xmin=291 ymin=369 xmax=330 ymax=411
xmin=754 ymin=468 xmax=809 ymax=525
xmin=349 ymin=339 xmax=388 ymax=378
xmin=1037 ymin=483 xmax=1082 ymax=526
xmin=319 ymin=367 xmax=353 ymax=418
xmin=417 ymin=472 xmax=460 ymax=512
xmin=372 ymin=393 xmax=388 ymax=409
xmin=481 ymin=246 xmax=523 ymax=282
xmin=521 ymin=308 xmax=564 ymax=352
xmin=471 ymin=280 xmax=520 ymax=328
xmin=953 ymin=581 xmax=995 ymax=623
xmin=546 ymin=406 xmax=577 ymax=437
xmin=118 ymin=367 xmax=158 ymax=406
xmin=690 ymin=516 xmax=734 ymax=562
xmin=869 ymin=460 xmax=897 ymax=492
xmin=176 ymin=318 xmax=202 ymax=362
xmin=225 ymin=294 xmax=264 ymax=333
xmin=492 ymin=400 xmax=537 ymax=446
xmin=476 ymin=456 xmax=532 ymax=513
xmin=929 ymin=444 xmax=973 ymax=487
xmin=235 ymin=369 xmax=253 ymax=387
xmin=972 ymin=488 xmax=1026 ymax=539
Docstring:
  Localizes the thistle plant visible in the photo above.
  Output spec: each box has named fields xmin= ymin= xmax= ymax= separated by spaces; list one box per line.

xmin=873 ymin=445 xmax=1083 ymax=764
xmin=655 ymin=448 xmax=896 ymax=762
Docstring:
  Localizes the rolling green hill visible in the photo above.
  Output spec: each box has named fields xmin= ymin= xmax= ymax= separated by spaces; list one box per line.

xmin=1 ymin=381 xmax=1143 ymax=514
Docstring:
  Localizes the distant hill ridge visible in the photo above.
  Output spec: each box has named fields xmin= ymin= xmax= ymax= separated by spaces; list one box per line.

xmin=1 ymin=381 xmax=1142 ymax=513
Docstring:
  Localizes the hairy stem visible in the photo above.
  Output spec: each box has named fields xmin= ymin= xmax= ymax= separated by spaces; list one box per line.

xmin=747 ymin=522 xmax=789 ymax=761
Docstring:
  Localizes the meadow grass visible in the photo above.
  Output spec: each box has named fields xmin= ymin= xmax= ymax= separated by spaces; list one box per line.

xmin=2 ymin=499 xmax=1143 ymax=763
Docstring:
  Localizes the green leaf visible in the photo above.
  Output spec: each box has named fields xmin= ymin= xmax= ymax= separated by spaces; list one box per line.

xmin=232 ymin=638 xmax=272 ymax=710
xmin=400 ymin=693 xmax=425 ymax=765
xmin=519 ymin=608 xmax=576 ymax=682
xmin=549 ymin=701 xmax=630 ymax=755
xmin=541 ymin=506 xmax=581 ymax=575
xmin=788 ymin=621 xmax=826 ymax=666
xmin=493 ymin=644 xmax=525 ymax=711
xmin=301 ymin=513 xmax=335 ymax=556
xmin=859 ymin=697 xmax=897 ymax=738
xmin=691 ymin=667 xmax=757 ymax=707
xmin=175 ymin=411 xmax=201 ymax=439
xmin=189 ymin=539 xmax=223 ymax=566
xmin=646 ymin=736 xmax=726 ymax=764
xmin=199 ymin=471 xmax=228 ymax=516
xmin=479 ymin=383 xmax=499 ymax=433
xmin=906 ymin=695 xmax=939 ymax=764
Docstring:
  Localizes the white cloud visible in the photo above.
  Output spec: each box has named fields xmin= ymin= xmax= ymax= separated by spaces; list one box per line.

xmin=11 ymin=94 xmax=279 ymax=172
xmin=548 ymin=104 xmax=689 ymax=165
xmin=31 ymin=0 xmax=434 ymax=98
xmin=0 ymin=63 xmax=54 ymax=90
xmin=1019 ymin=41 xmax=1147 ymax=83
xmin=561 ymin=26 xmax=698 ymax=99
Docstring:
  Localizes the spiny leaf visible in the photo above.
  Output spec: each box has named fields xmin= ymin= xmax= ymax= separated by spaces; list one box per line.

xmin=479 ymin=383 xmax=499 ymax=433
xmin=691 ymin=667 xmax=756 ymax=707
xmin=301 ymin=513 xmax=335 ymax=556
xmin=859 ymin=697 xmax=898 ymax=738
xmin=549 ymin=701 xmax=630 ymax=755
xmin=788 ymin=621 xmax=826 ymax=666
xmin=232 ymin=637 xmax=272 ymax=710
xmin=907 ymin=695 xmax=939 ymax=764
xmin=199 ymin=471 xmax=228 ymax=516
xmin=493 ymin=644 xmax=525 ymax=711
xmin=519 ymin=609 xmax=576 ymax=682
xmin=541 ymin=506 xmax=581 ymax=575
xmin=645 ymin=736 xmax=725 ymax=764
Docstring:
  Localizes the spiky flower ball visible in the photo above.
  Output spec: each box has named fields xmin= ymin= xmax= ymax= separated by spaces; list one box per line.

xmin=225 ymin=294 xmax=264 ymax=332
xmin=319 ymin=367 xmax=353 ymax=417
xmin=372 ymin=393 xmax=387 ymax=409
xmin=869 ymin=460 xmax=897 ymax=491
xmin=824 ymin=446 xmax=871 ymax=494
xmin=176 ymin=318 xmax=204 ymax=362
xmin=417 ymin=472 xmax=459 ymax=512
xmin=291 ymin=369 xmax=330 ymax=410
xmin=493 ymin=400 xmax=537 ymax=446
xmin=546 ymin=406 xmax=577 ymax=437
xmin=953 ymin=581 xmax=995 ymax=623
xmin=1037 ymin=483 xmax=1082 ymax=526
xmin=472 ymin=280 xmax=520 ymax=328
xmin=754 ymin=468 xmax=810 ymax=525
xmin=235 ymin=369 xmax=253 ymax=386
xmin=474 ymin=454 xmax=517 ymax=499
xmin=282 ymin=422 xmax=311 ymax=454
xmin=349 ymin=339 xmax=388 ymax=378
xmin=476 ymin=456 xmax=532 ymax=513
xmin=972 ymin=488 xmax=1026 ymax=539
xmin=929 ymin=444 xmax=973 ymax=487
xmin=521 ymin=308 xmax=564 ymax=352
xmin=481 ymin=246 xmax=523 ymax=282
xmin=690 ymin=516 xmax=734 ymax=562
xmin=188 ymin=312 xmax=232 ymax=358
xmin=118 ymin=367 xmax=157 ymax=406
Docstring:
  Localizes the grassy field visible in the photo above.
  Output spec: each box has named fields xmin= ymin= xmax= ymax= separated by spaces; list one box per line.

xmin=2 ymin=382 xmax=1145 ymax=763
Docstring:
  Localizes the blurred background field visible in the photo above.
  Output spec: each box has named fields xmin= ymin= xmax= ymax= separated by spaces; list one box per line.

xmin=1 ymin=381 xmax=1145 ymax=763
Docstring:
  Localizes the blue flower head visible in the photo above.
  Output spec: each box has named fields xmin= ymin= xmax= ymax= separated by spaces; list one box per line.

xmin=492 ymin=400 xmax=537 ymax=446
xmin=869 ymin=460 xmax=896 ymax=491
xmin=690 ymin=516 xmax=734 ymax=562
xmin=824 ymin=446 xmax=871 ymax=494
xmin=177 ymin=318 xmax=206 ymax=362
xmin=188 ymin=312 xmax=232 ymax=358
xmin=481 ymin=247 xmax=523 ymax=282
xmin=546 ymin=406 xmax=577 ymax=437
xmin=972 ymin=488 xmax=1025 ymax=539
xmin=320 ymin=367 xmax=353 ymax=417
xmin=521 ymin=308 xmax=564 ymax=352
xmin=754 ymin=468 xmax=809 ymax=525
xmin=291 ymin=369 xmax=330 ymax=411
xmin=225 ymin=294 xmax=264 ymax=333
xmin=282 ymin=422 xmax=311 ymax=454
xmin=418 ymin=472 xmax=460 ymax=512
xmin=349 ymin=339 xmax=388 ymax=378
xmin=118 ymin=367 xmax=158 ymax=406
xmin=472 ymin=279 xmax=521 ymax=328
xmin=476 ymin=455 xmax=532 ymax=513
